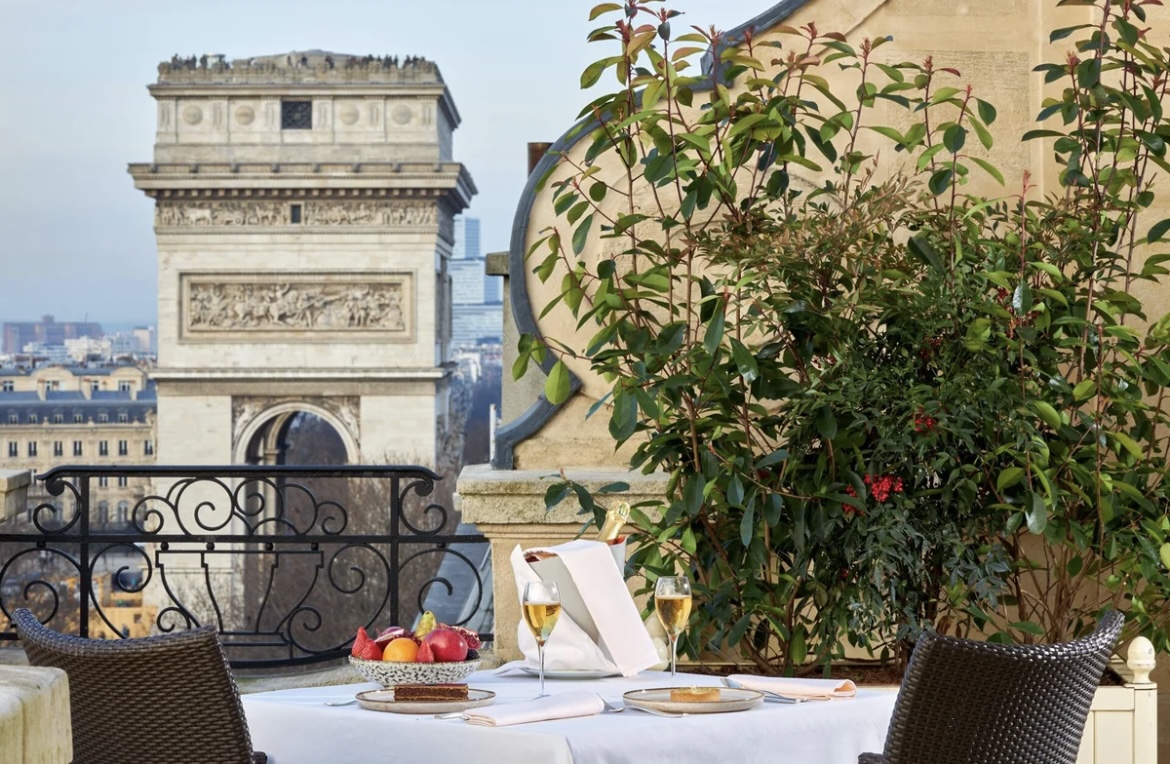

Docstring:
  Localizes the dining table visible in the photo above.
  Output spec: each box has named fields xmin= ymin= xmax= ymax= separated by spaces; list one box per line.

xmin=240 ymin=667 xmax=898 ymax=764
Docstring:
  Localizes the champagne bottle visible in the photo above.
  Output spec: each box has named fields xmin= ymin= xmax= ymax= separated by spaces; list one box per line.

xmin=597 ymin=501 xmax=630 ymax=542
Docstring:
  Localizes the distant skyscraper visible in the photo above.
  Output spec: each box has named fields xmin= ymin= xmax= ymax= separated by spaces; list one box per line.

xmin=453 ymin=217 xmax=481 ymax=261
xmin=2 ymin=316 xmax=103 ymax=355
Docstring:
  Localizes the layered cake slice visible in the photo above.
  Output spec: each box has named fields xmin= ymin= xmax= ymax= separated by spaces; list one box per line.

xmin=669 ymin=687 xmax=720 ymax=703
xmin=393 ymin=683 xmax=470 ymax=702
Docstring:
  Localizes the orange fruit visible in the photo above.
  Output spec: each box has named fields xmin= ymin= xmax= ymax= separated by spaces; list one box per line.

xmin=381 ymin=637 xmax=419 ymax=662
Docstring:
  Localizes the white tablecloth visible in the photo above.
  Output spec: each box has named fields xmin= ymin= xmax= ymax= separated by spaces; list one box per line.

xmin=241 ymin=670 xmax=897 ymax=764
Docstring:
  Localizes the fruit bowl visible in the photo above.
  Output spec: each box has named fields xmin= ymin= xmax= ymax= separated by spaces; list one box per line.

xmin=349 ymin=656 xmax=481 ymax=687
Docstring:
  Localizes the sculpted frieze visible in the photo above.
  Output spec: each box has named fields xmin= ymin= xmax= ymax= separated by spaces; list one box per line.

xmin=183 ymin=275 xmax=412 ymax=337
xmin=156 ymin=200 xmax=437 ymax=227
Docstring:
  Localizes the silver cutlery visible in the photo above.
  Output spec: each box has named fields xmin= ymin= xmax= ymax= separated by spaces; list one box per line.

xmin=323 ymin=699 xmax=357 ymax=706
xmin=598 ymin=696 xmax=687 ymax=718
xmin=721 ymin=677 xmax=806 ymax=703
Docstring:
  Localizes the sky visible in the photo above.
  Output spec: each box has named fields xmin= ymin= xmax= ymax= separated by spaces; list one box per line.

xmin=0 ymin=0 xmax=770 ymax=325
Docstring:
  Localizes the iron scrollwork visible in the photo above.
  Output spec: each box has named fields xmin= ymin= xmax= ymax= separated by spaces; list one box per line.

xmin=0 ymin=465 xmax=490 ymax=670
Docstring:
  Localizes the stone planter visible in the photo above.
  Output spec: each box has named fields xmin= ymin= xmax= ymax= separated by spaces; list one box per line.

xmin=1078 ymin=638 xmax=1157 ymax=764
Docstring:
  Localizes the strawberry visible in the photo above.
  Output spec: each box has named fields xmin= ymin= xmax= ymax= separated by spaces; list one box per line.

xmin=351 ymin=626 xmax=383 ymax=661
xmin=416 ymin=640 xmax=435 ymax=663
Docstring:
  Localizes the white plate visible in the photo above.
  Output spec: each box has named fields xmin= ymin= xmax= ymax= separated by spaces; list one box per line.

xmin=623 ymin=687 xmax=763 ymax=714
xmin=355 ymin=688 xmax=495 ymax=714
xmin=518 ymin=665 xmax=621 ymax=680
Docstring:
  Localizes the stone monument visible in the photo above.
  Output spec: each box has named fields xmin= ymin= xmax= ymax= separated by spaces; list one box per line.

xmin=130 ymin=50 xmax=476 ymax=468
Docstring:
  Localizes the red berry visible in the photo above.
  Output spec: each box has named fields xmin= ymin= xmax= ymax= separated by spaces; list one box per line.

xmin=416 ymin=640 xmax=436 ymax=663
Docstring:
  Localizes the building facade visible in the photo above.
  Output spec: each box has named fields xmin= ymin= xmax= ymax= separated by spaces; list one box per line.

xmin=0 ymin=365 xmax=156 ymax=525
xmin=450 ymin=216 xmax=502 ymax=349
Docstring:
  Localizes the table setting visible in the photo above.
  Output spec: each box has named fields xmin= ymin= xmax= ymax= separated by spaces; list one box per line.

xmin=240 ymin=527 xmax=898 ymax=763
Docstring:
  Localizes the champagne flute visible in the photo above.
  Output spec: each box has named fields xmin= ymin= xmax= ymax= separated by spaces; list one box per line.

xmin=654 ymin=575 xmax=692 ymax=679
xmin=522 ymin=581 xmax=561 ymax=697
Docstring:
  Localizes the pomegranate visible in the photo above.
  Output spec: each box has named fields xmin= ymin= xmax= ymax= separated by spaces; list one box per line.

xmin=424 ymin=627 xmax=469 ymax=662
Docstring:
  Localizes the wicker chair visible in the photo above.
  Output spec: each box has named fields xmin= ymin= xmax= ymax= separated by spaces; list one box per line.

xmin=13 ymin=608 xmax=266 ymax=764
xmin=859 ymin=610 xmax=1124 ymax=764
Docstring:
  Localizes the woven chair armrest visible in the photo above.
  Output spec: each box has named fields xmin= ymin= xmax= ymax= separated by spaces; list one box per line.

xmin=858 ymin=754 xmax=884 ymax=764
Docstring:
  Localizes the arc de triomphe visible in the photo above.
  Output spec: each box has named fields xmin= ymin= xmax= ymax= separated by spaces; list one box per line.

xmin=130 ymin=51 xmax=475 ymax=468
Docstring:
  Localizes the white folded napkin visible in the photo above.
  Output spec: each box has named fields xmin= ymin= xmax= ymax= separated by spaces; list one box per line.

xmin=464 ymin=691 xmax=605 ymax=727
xmin=511 ymin=541 xmax=659 ymax=677
xmin=728 ymin=675 xmax=857 ymax=700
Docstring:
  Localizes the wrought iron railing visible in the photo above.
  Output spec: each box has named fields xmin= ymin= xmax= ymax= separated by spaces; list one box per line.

xmin=0 ymin=465 xmax=490 ymax=669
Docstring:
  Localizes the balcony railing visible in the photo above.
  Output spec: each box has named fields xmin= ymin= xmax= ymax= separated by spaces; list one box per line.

xmin=0 ymin=465 xmax=490 ymax=669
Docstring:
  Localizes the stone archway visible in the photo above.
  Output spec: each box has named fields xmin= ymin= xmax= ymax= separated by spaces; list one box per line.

xmin=233 ymin=399 xmax=359 ymax=466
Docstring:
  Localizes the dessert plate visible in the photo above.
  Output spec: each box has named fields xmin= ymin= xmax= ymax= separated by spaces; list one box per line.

xmin=355 ymin=688 xmax=495 ymax=714
xmin=517 ymin=666 xmax=621 ymax=680
xmin=623 ymin=687 xmax=763 ymax=714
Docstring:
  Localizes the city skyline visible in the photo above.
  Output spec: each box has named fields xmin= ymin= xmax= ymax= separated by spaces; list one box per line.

xmin=0 ymin=0 xmax=773 ymax=323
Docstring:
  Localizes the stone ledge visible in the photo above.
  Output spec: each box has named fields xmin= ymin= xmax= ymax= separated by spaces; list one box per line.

xmin=456 ymin=464 xmax=668 ymax=525
xmin=0 ymin=665 xmax=71 ymax=764
xmin=0 ymin=471 xmax=31 ymax=525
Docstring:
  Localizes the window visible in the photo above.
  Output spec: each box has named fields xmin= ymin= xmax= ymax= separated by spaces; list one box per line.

xmin=98 ymin=413 xmax=108 ymax=424
xmin=6 ymin=442 xmax=16 ymax=458
xmin=27 ymin=442 xmax=36 ymax=457
xmin=7 ymin=414 xmax=15 ymax=424
xmin=97 ymin=501 xmax=109 ymax=525
xmin=1 ymin=381 xmax=12 ymax=392
xmin=73 ymin=441 xmax=82 ymax=456
xmin=118 ymin=440 xmax=128 ymax=456
xmin=117 ymin=412 xmax=128 ymax=424
xmin=44 ymin=381 xmax=59 ymax=393
xmin=73 ymin=413 xmax=83 ymax=423
xmin=53 ymin=413 xmax=62 ymax=424
xmin=53 ymin=441 xmax=62 ymax=457
xmin=90 ymin=381 xmax=99 ymax=392
xmin=117 ymin=502 xmax=129 ymax=524
xmin=99 ymin=441 xmax=108 ymax=456
xmin=144 ymin=440 xmax=154 ymax=456
xmin=26 ymin=413 xmax=36 ymax=424
xmin=281 ymin=100 xmax=312 ymax=129
xmin=290 ymin=204 xmax=303 ymax=224
xmin=98 ymin=476 xmax=108 ymax=488
xmin=118 ymin=381 xmax=131 ymax=392
xmin=117 ymin=476 xmax=128 ymax=488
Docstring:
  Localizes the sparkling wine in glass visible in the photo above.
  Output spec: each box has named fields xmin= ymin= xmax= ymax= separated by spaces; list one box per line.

xmin=522 ymin=581 xmax=561 ymax=697
xmin=654 ymin=576 xmax=692 ymax=679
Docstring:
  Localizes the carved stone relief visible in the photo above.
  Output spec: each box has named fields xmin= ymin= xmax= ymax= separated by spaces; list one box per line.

xmin=182 ymin=105 xmax=202 ymax=125
xmin=155 ymin=200 xmax=437 ymax=227
xmin=235 ymin=105 xmax=255 ymax=126
xmin=232 ymin=395 xmax=360 ymax=455
xmin=181 ymin=273 xmax=413 ymax=339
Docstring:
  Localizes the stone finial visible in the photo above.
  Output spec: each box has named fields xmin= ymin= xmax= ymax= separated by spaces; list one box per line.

xmin=1126 ymin=635 xmax=1156 ymax=685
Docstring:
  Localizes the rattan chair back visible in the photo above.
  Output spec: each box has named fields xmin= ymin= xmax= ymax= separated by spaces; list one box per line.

xmin=13 ymin=608 xmax=258 ymax=764
xmin=868 ymin=611 xmax=1124 ymax=764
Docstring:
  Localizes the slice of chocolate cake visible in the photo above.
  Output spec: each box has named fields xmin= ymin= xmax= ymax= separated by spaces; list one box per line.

xmin=393 ymin=683 xmax=469 ymax=702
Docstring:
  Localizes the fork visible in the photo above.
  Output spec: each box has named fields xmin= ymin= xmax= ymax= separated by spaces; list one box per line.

xmin=598 ymin=696 xmax=687 ymax=718
xmin=323 ymin=699 xmax=357 ymax=707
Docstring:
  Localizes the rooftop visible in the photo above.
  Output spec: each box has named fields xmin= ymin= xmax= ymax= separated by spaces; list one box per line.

xmin=155 ymin=51 xmax=444 ymax=87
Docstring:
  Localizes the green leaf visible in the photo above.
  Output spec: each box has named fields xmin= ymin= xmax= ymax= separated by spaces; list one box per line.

xmin=683 ymin=474 xmax=706 ymax=516
xmin=1148 ymin=219 xmax=1170 ymax=243
xmin=589 ymin=181 xmax=608 ymax=202
xmin=567 ymin=200 xmax=590 ymax=225
xmin=572 ymin=213 xmax=594 ymax=255
xmin=816 ymin=407 xmax=838 ymax=439
xmin=703 ymin=301 xmax=726 ymax=357
xmin=1027 ymin=493 xmax=1048 ymax=534
xmin=544 ymin=482 xmax=570 ymax=510
xmin=544 ymin=360 xmax=572 ymax=404
xmin=997 ymin=467 xmax=1025 ymax=493
xmin=1160 ymin=543 xmax=1170 ymax=570
xmin=1030 ymin=400 xmax=1062 ymax=430
xmin=970 ymin=156 xmax=1004 ymax=185
xmin=964 ymin=318 xmax=992 ymax=351
xmin=789 ymin=627 xmax=807 ymax=665
xmin=976 ymin=98 xmax=997 ymax=125
xmin=1010 ymin=620 xmax=1046 ymax=636
xmin=728 ymin=474 xmax=745 ymax=507
xmin=589 ymin=2 xmax=621 ymax=20
xmin=908 ymin=236 xmax=944 ymax=272
xmin=739 ymin=504 xmax=755 ymax=547
xmin=929 ymin=168 xmax=953 ymax=195
xmin=1111 ymin=431 xmax=1144 ymax=460
xmin=1072 ymin=379 xmax=1096 ymax=401
xmin=599 ymin=481 xmax=630 ymax=493
xmin=943 ymin=125 xmax=967 ymax=154
xmin=756 ymin=449 xmax=788 ymax=469
xmin=730 ymin=339 xmax=759 ymax=384
xmin=970 ymin=119 xmax=994 ymax=151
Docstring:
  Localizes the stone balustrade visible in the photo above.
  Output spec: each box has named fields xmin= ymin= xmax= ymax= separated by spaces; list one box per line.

xmin=0 ymin=665 xmax=71 ymax=764
xmin=0 ymin=470 xmax=30 ymax=524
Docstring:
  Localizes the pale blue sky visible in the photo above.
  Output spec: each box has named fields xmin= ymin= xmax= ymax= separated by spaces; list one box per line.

xmin=0 ymin=0 xmax=770 ymax=324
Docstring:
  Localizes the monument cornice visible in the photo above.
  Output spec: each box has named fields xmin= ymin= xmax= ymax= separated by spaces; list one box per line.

xmin=149 ymin=368 xmax=448 ymax=382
